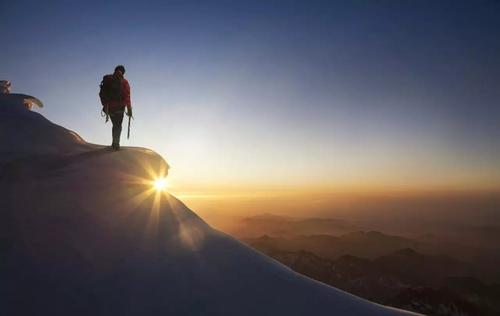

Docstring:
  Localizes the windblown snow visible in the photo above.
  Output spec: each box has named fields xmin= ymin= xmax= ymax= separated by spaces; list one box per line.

xmin=0 ymin=95 xmax=418 ymax=315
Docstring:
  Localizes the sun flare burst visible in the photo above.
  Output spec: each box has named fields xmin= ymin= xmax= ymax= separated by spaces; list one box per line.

xmin=154 ymin=177 xmax=168 ymax=191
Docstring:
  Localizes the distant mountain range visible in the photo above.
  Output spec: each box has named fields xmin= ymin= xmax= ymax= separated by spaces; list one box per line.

xmin=232 ymin=214 xmax=500 ymax=250
xmin=236 ymin=214 xmax=500 ymax=316
xmin=245 ymin=231 xmax=495 ymax=274
xmin=235 ymin=215 xmax=500 ymax=282
xmin=247 ymin=247 xmax=500 ymax=316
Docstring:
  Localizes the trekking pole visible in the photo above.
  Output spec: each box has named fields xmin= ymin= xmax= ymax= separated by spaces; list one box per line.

xmin=127 ymin=112 xmax=132 ymax=139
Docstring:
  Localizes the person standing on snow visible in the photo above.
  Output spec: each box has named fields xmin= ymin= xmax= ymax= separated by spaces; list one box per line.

xmin=99 ymin=65 xmax=132 ymax=150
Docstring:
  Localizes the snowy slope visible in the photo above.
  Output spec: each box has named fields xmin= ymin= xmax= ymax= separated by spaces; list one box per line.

xmin=0 ymin=96 xmax=419 ymax=315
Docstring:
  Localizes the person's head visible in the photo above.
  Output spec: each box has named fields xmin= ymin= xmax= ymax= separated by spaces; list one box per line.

xmin=114 ymin=65 xmax=126 ymax=75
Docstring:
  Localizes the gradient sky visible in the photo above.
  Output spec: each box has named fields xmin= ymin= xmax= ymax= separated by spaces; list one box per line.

xmin=1 ymin=0 xmax=500 ymax=196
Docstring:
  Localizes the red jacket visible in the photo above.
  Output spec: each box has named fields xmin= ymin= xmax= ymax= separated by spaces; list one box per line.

xmin=106 ymin=73 xmax=131 ymax=110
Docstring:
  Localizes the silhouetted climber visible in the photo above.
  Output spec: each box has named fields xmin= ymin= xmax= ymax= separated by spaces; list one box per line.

xmin=99 ymin=65 xmax=132 ymax=150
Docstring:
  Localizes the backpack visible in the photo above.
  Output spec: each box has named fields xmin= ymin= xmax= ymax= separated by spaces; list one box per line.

xmin=99 ymin=74 xmax=122 ymax=107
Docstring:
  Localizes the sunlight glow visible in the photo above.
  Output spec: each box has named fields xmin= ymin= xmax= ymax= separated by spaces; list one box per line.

xmin=118 ymin=156 xmax=206 ymax=253
xmin=154 ymin=177 xmax=168 ymax=191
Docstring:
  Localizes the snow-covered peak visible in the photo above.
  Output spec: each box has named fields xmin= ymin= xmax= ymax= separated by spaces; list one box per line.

xmin=0 ymin=98 xmax=418 ymax=315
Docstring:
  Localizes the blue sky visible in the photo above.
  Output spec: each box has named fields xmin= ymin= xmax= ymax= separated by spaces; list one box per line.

xmin=1 ymin=0 xmax=499 ymax=192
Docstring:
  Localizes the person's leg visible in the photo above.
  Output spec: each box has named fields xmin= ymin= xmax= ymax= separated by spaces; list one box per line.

xmin=110 ymin=109 xmax=124 ymax=149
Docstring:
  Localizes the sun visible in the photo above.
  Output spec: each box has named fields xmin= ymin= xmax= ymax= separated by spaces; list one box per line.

xmin=154 ymin=177 xmax=168 ymax=191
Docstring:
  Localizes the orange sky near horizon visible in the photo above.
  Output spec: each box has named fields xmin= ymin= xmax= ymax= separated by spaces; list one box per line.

xmin=172 ymin=186 xmax=500 ymax=229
